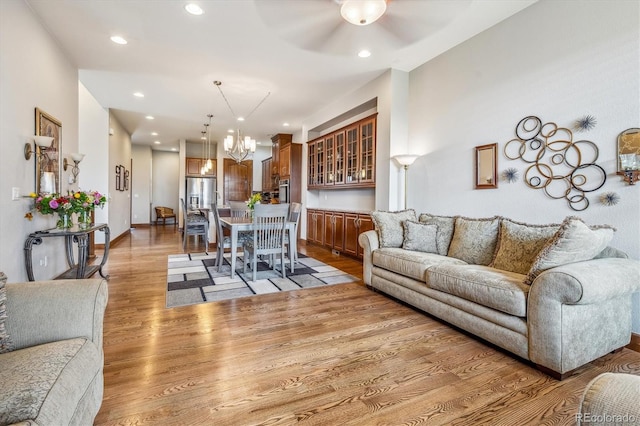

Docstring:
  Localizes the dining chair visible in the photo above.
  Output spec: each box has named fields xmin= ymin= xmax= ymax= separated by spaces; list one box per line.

xmin=180 ymin=198 xmax=209 ymax=251
xmin=229 ymin=200 xmax=250 ymax=218
xmin=210 ymin=202 xmax=250 ymax=272
xmin=285 ymin=202 xmax=302 ymax=272
xmin=242 ymin=203 xmax=289 ymax=282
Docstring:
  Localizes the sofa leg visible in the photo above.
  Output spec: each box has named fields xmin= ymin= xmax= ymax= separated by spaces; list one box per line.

xmin=535 ymin=364 xmax=568 ymax=381
xmin=610 ymin=347 xmax=624 ymax=354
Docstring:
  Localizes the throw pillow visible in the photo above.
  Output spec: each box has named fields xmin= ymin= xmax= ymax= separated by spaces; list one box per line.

xmin=418 ymin=213 xmax=457 ymax=255
xmin=524 ymin=216 xmax=615 ymax=285
xmin=490 ymin=219 xmax=559 ymax=275
xmin=0 ymin=272 xmax=13 ymax=354
xmin=402 ymin=221 xmax=439 ymax=254
xmin=371 ymin=209 xmax=417 ymax=248
xmin=447 ymin=216 xmax=501 ymax=265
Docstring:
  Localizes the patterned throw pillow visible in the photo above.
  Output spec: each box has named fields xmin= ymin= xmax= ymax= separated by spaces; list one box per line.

xmin=490 ymin=219 xmax=559 ymax=275
xmin=371 ymin=209 xmax=417 ymax=248
xmin=0 ymin=272 xmax=13 ymax=354
xmin=402 ymin=221 xmax=439 ymax=254
xmin=418 ymin=213 xmax=457 ymax=255
xmin=524 ymin=216 xmax=615 ymax=285
xmin=447 ymin=216 xmax=501 ymax=265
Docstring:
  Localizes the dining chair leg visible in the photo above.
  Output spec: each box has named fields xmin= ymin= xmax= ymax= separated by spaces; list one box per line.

xmin=252 ymin=253 xmax=257 ymax=282
xmin=280 ymin=248 xmax=286 ymax=278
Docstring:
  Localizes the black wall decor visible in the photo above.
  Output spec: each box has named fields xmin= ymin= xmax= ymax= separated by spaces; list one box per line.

xmin=503 ymin=116 xmax=606 ymax=211
xmin=115 ymin=165 xmax=128 ymax=191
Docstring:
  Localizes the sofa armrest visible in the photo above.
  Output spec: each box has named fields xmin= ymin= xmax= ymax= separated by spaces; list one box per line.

xmin=5 ymin=279 xmax=108 ymax=352
xmin=578 ymin=373 xmax=640 ymax=425
xmin=530 ymin=258 xmax=640 ymax=305
xmin=359 ymin=230 xmax=379 ymax=286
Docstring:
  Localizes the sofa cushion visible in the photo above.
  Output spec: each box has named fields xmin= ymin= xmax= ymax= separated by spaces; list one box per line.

xmin=418 ymin=213 xmax=457 ymax=255
xmin=371 ymin=209 xmax=417 ymax=248
xmin=402 ymin=221 xmax=438 ymax=253
xmin=447 ymin=216 xmax=501 ymax=265
xmin=525 ymin=216 xmax=615 ymax=285
xmin=0 ymin=338 xmax=101 ymax=425
xmin=490 ymin=219 xmax=559 ymax=274
xmin=0 ymin=272 xmax=12 ymax=354
xmin=372 ymin=248 xmax=467 ymax=282
xmin=427 ymin=264 xmax=529 ymax=317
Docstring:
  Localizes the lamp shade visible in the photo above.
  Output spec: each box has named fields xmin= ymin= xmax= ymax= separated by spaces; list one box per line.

xmin=392 ymin=154 xmax=419 ymax=167
xmin=71 ymin=153 xmax=85 ymax=162
xmin=340 ymin=0 xmax=387 ymax=26
xmin=34 ymin=135 xmax=54 ymax=147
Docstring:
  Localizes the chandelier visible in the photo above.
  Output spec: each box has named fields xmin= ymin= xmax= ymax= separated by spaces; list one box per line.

xmin=214 ymin=80 xmax=270 ymax=163
xmin=340 ymin=0 xmax=387 ymax=26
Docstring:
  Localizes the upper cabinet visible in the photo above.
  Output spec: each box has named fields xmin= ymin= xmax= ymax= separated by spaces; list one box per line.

xmin=186 ymin=157 xmax=216 ymax=177
xmin=307 ymin=114 xmax=377 ymax=190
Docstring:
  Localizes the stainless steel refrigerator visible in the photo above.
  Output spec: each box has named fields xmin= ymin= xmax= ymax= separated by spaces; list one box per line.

xmin=186 ymin=177 xmax=216 ymax=209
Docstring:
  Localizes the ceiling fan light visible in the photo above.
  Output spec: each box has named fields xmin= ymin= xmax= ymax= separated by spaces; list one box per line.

xmin=340 ymin=0 xmax=386 ymax=26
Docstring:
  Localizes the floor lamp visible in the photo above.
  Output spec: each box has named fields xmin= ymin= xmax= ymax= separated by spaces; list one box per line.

xmin=392 ymin=155 xmax=419 ymax=210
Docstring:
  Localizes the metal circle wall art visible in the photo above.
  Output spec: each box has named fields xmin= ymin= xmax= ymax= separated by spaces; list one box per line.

xmin=503 ymin=116 xmax=606 ymax=211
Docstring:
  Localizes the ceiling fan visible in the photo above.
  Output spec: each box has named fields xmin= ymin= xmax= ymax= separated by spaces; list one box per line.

xmin=253 ymin=0 xmax=471 ymax=55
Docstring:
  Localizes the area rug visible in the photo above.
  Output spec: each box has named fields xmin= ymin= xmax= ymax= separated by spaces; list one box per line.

xmin=166 ymin=252 xmax=358 ymax=308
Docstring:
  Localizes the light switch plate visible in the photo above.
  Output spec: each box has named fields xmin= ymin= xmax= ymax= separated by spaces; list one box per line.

xmin=12 ymin=187 xmax=20 ymax=200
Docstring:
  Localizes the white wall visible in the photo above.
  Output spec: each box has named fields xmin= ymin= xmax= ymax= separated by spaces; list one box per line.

xmin=252 ymin=145 xmax=272 ymax=192
xmin=79 ymin=82 xmax=109 ymax=242
xmin=108 ymin=113 xmax=132 ymax=238
xmin=407 ymin=0 xmax=640 ymax=331
xmin=152 ymin=151 xmax=180 ymax=216
xmin=0 ymin=0 xmax=79 ymax=281
xmin=131 ymin=145 xmax=152 ymax=224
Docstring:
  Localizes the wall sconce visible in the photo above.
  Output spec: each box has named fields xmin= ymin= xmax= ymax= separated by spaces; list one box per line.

xmin=24 ymin=135 xmax=54 ymax=160
xmin=63 ymin=153 xmax=85 ymax=183
xmin=619 ymin=154 xmax=640 ymax=185
xmin=392 ymin=154 xmax=420 ymax=209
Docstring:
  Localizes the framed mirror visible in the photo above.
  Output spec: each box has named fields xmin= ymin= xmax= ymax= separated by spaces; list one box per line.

xmin=35 ymin=108 xmax=62 ymax=194
xmin=617 ymin=128 xmax=640 ymax=173
xmin=475 ymin=143 xmax=498 ymax=189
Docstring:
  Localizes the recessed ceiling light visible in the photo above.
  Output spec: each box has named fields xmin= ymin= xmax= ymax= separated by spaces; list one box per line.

xmin=257 ymin=141 xmax=262 ymax=145
xmin=171 ymin=148 xmax=177 ymax=151
xmin=151 ymin=132 xmax=158 ymax=136
xmin=228 ymin=129 xmax=234 ymax=133
xmin=154 ymin=141 xmax=161 ymax=144
xmin=200 ymin=136 xmax=206 ymax=140
xmin=184 ymin=3 xmax=203 ymax=15
xmin=283 ymin=122 xmax=290 ymax=127
xmin=133 ymin=92 xmax=144 ymax=98
xmin=237 ymin=117 xmax=245 ymax=122
xmin=110 ymin=35 xmax=127 ymax=45
xmin=358 ymin=50 xmax=371 ymax=58
xmin=145 ymin=115 xmax=154 ymax=120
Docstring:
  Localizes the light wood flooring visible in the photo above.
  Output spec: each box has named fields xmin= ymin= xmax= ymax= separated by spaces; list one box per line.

xmin=95 ymin=225 xmax=640 ymax=425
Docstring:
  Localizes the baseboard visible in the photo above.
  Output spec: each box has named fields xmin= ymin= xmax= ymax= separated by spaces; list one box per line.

xmin=95 ymin=228 xmax=130 ymax=249
xmin=627 ymin=332 xmax=640 ymax=353
xmin=131 ymin=223 xmax=151 ymax=228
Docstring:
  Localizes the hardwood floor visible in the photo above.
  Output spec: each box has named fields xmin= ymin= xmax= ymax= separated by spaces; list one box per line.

xmin=95 ymin=225 xmax=640 ymax=425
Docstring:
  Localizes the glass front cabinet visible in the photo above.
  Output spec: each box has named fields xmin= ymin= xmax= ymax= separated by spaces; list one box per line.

xmin=307 ymin=114 xmax=377 ymax=190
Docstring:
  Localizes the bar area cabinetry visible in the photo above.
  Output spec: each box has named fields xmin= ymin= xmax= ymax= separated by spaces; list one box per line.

xmin=306 ymin=208 xmax=372 ymax=260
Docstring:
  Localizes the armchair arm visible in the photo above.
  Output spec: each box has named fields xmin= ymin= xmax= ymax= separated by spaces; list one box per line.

xmin=358 ymin=230 xmax=379 ymax=286
xmin=529 ymin=258 xmax=640 ymax=305
xmin=5 ymin=279 xmax=108 ymax=352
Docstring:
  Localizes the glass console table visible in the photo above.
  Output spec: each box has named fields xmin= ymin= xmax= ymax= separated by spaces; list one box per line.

xmin=24 ymin=223 xmax=110 ymax=281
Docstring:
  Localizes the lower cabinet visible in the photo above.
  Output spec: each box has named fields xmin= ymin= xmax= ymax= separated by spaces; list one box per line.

xmin=307 ymin=209 xmax=371 ymax=260
xmin=344 ymin=213 xmax=374 ymax=259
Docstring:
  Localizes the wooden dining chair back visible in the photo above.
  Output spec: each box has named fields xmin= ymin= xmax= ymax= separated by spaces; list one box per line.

xmin=286 ymin=202 xmax=302 ymax=270
xmin=229 ymin=201 xmax=250 ymax=218
xmin=180 ymin=198 xmax=209 ymax=251
xmin=155 ymin=206 xmax=177 ymax=228
xmin=242 ymin=203 xmax=290 ymax=282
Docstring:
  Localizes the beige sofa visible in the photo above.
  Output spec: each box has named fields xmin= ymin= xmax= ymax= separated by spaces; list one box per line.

xmin=578 ymin=373 xmax=640 ymax=425
xmin=0 ymin=272 xmax=108 ymax=425
xmin=359 ymin=210 xmax=640 ymax=379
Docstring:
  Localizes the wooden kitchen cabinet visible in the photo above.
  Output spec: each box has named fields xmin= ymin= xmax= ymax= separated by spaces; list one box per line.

xmin=306 ymin=209 xmax=324 ymax=245
xmin=186 ymin=157 xmax=215 ymax=177
xmin=323 ymin=211 xmax=344 ymax=251
xmin=344 ymin=212 xmax=373 ymax=259
xmin=307 ymin=114 xmax=376 ymax=189
xmin=261 ymin=157 xmax=272 ymax=190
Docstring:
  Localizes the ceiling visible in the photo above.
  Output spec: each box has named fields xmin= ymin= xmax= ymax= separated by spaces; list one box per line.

xmin=25 ymin=0 xmax=536 ymax=152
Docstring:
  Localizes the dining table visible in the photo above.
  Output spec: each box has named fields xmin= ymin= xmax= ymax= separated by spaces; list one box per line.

xmin=217 ymin=216 xmax=298 ymax=278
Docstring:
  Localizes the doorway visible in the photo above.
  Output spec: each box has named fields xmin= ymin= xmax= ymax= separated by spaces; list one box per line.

xmin=223 ymin=158 xmax=253 ymax=203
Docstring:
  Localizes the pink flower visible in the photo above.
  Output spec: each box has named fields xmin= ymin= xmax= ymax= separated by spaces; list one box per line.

xmin=49 ymin=199 xmax=59 ymax=209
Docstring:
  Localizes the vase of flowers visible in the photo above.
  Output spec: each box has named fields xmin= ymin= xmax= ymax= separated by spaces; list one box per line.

xmin=27 ymin=190 xmax=107 ymax=229
xmin=71 ymin=190 xmax=107 ymax=228
xmin=57 ymin=210 xmax=73 ymax=229
xmin=247 ymin=193 xmax=262 ymax=218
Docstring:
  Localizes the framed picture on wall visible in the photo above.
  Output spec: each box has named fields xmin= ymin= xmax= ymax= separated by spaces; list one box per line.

xmin=35 ymin=108 xmax=62 ymax=194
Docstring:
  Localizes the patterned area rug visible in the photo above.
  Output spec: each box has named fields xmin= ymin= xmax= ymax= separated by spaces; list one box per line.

xmin=166 ymin=252 xmax=358 ymax=308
